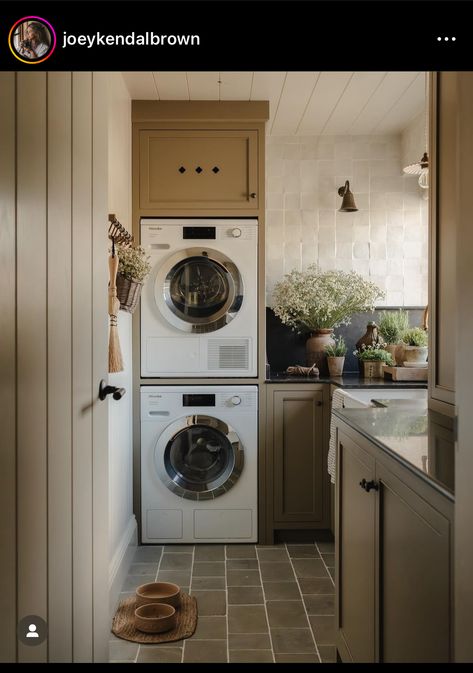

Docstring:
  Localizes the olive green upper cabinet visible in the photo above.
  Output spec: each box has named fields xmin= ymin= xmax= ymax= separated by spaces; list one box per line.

xmin=138 ymin=129 xmax=259 ymax=211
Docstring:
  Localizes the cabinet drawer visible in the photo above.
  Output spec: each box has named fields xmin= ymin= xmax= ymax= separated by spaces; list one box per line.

xmin=139 ymin=129 xmax=258 ymax=210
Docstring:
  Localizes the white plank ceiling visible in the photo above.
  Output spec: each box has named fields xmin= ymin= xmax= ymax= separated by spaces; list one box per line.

xmin=122 ymin=71 xmax=425 ymax=136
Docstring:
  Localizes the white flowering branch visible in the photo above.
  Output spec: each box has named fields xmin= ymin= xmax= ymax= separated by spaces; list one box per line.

xmin=272 ymin=264 xmax=385 ymax=332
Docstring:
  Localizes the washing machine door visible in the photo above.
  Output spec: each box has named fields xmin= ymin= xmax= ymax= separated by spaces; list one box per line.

xmin=156 ymin=415 xmax=244 ymax=500
xmin=155 ymin=248 xmax=243 ymax=333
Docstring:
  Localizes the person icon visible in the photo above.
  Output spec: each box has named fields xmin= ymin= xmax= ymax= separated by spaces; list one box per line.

xmin=26 ymin=624 xmax=39 ymax=638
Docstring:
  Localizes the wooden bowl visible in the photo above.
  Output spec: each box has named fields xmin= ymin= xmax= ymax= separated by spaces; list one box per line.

xmin=136 ymin=581 xmax=181 ymax=609
xmin=134 ymin=602 xmax=177 ymax=633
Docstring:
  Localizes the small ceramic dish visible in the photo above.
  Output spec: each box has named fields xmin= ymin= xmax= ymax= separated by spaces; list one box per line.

xmin=134 ymin=602 xmax=177 ymax=633
xmin=136 ymin=581 xmax=181 ymax=609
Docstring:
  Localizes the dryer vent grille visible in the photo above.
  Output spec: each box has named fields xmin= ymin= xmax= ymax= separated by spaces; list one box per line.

xmin=208 ymin=339 xmax=249 ymax=370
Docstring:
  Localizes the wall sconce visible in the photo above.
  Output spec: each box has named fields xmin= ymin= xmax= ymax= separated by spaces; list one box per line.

xmin=337 ymin=180 xmax=358 ymax=212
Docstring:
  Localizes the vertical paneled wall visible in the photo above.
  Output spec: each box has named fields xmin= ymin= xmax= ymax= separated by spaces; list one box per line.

xmin=91 ymin=72 xmax=110 ymax=662
xmin=71 ymin=72 xmax=94 ymax=663
xmin=16 ymin=71 xmax=49 ymax=664
xmin=47 ymin=72 xmax=73 ymax=662
xmin=107 ymin=74 xmax=135 ymax=604
xmin=0 ymin=72 xmax=109 ymax=663
xmin=0 ymin=72 xmax=17 ymax=664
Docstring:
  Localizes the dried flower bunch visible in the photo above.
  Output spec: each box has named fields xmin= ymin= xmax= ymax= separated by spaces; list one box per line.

xmin=116 ymin=243 xmax=151 ymax=283
xmin=354 ymin=344 xmax=394 ymax=365
xmin=324 ymin=335 xmax=347 ymax=357
xmin=272 ymin=265 xmax=384 ymax=332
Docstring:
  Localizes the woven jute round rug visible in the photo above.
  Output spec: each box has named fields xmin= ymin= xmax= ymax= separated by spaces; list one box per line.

xmin=112 ymin=593 xmax=198 ymax=644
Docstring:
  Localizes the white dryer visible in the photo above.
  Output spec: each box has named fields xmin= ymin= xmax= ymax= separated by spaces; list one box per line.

xmin=141 ymin=218 xmax=258 ymax=377
xmin=141 ymin=386 xmax=258 ymax=543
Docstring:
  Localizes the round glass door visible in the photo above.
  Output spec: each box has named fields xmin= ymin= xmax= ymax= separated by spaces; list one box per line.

xmin=156 ymin=248 xmax=243 ymax=333
xmin=167 ymin=257 xmax=231 ymax=320
xmin=157 ymin=416 xmax=244 ymax=500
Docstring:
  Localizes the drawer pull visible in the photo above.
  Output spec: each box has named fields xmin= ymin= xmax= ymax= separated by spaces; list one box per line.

xmin=360 ymin=478 xmax=378 ymax=492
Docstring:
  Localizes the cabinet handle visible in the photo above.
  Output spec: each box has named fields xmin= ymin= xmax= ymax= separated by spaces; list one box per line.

xmin=250 ymin=192 xmax=257 ymax=199
xmin=359 ymin=478 xmax=378 ymax=492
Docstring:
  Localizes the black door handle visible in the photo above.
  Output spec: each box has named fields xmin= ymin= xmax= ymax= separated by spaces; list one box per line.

xmin=99 ymin=379 xmax=126 ymax=401
xmin=359 ymin=478 xmax=379 ymax=492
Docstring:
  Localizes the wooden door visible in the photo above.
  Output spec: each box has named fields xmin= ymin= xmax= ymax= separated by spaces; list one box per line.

xmin=0 ymin=71 xmax=109 ymax=663
xmin=336 ymin=432 xmax=376 ymax=663
xmin=271 ymin=388 xmax=326 ymax=525
xmin=139 ymin=129 xmax=258 ymax=210
xmin=376 ymin=461 xmax=452 ymax=662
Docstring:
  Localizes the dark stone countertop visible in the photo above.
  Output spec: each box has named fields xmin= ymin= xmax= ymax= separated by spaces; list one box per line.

xmin=265 ymin=372 xmax=428 ymax=389
xmin=333 ymin=406 xmax=454 ymax=500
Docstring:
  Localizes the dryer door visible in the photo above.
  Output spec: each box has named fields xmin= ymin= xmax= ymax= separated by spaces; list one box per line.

xmin=155 ymin=248 xmax=243 ymax=333
xmin=155 ymin=415 xmax=244 ymax=500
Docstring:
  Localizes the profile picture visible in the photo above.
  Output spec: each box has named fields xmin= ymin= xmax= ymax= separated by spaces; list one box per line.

xmin=9 ymin=16 xmax=56 ymax=64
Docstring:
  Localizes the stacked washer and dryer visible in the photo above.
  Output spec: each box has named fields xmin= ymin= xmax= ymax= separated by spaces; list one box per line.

xmin=140 ymin=219 xmax=259 ymax=543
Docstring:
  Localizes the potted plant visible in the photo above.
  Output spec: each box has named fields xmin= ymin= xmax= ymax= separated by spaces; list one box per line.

xmin=272 ymin=265 xmax=384 ymax=375
xmin=401 ymin=327 xmax=428 ymax=364
xmin=354 ymin=344 xmax=394 ymax=378
xmin=378 ymin=309 xmax=410 ymax=365
xmin=115 ymin=243 xmax=151 ymax=314
xmin=324 ymin=336 xmax=347 ymax=377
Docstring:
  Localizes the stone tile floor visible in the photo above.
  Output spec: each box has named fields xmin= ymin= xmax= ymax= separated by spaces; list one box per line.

xmin=110 ymin=542 xmax=336 ymax=663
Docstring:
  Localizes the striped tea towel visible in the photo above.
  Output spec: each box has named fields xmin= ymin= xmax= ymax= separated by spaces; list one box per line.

xmin=328 ymin=389 xmax=372 ymax=484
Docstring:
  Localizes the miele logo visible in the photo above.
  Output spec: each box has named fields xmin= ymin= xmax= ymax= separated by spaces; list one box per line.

xmin=149 ymin=227 xmax=162 ymax=231
xmin=149 ymin=394 xmax=162 ymax=398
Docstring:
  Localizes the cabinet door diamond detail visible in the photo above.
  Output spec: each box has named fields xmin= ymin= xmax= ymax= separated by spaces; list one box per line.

xmin=139 ymin=129 xmax=258 ymax=210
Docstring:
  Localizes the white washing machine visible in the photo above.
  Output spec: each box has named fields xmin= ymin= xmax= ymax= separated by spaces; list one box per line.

xmin=141 ymin=218 xmax=258 ymax=377
xmin=141 ymin=386 xmax=258 ymax=543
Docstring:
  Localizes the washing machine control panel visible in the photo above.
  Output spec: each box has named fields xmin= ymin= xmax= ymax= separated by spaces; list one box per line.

xmin=141 ymin=387 xmax=258 ymax=419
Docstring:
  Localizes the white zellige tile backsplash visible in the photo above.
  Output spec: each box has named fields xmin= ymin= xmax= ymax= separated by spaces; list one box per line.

xmin=265 ymin=135 xmax=428 ymax=307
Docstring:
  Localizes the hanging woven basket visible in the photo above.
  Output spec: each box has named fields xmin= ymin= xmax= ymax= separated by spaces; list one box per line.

xmin=116 ymin=273 xmax=143 ymax=314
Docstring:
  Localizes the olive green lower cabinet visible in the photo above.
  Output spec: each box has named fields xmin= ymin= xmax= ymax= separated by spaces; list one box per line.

xmin=265 ymin=385 xmax=331 ymax=542
xmin=335 ymin=421 xmax=453 ymax=663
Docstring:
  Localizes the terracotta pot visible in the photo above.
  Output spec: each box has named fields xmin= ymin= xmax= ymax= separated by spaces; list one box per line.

xmin=306 ymin=329 xmax=335 ymax=376
xmin=385 ymin=344 xmax=398 ymax=365
xmin=327 ymin=356 xmax=345 ymax=377
xmin=395 ymin=343 xmax=405 ymax=366
xmin=403 ymin=345 xmax=428 ymax=364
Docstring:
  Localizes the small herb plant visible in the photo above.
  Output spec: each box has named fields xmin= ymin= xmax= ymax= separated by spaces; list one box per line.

xmin=401 ymin=327 xmax=428 ymax=347
xmin=324 ymin=336 xmax=347 ymax=357
xmin=116 ymin=243 xmax=151 ymax=283
xmin=353 ymin=344 xmax=394 ymax=366
xmin=378 ymin=309 xmax=410 ymax=344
